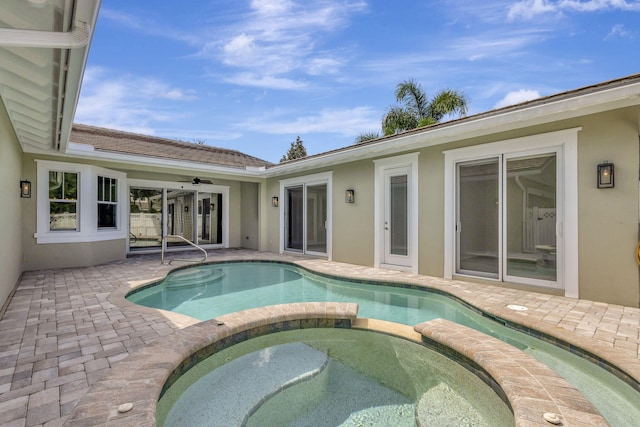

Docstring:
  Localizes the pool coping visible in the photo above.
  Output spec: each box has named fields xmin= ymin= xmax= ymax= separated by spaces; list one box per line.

xmin=63 ymin=302 xmax=358 ymax=426
xmin=64 ymin=302 xmax=609 ymax=426
xmin=415 ymin=318 xmax=608 ymax=427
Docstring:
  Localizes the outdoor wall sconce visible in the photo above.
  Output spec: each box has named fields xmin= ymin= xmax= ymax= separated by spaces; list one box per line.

xmin=20 ymin=180 xmax=31 ymax=198
xmin=345 ymin=189 xmax=355 ymax=203
xmin=272 ymin=196 xmax=279 ymax=207
xmin=184 ymin=206 xmax=189 ymax=213
xmin=597 ymin=162 xmax=614 ymax=188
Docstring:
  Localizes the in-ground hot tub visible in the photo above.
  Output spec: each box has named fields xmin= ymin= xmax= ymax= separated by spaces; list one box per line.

xmin=158 ymin=328 xmax=514 ymax=427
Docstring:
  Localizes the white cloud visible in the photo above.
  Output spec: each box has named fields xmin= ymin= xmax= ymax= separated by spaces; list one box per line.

xmin=224 ymin=72 xmax=308 ymax=90
xmin=606 ymin=23 xmax=632 ymax=39
xmin=508 ymin=0 xmax=640 ymax=21
xmin=237 ymin=106 xmax=381 ymax=136
xmin=494 ymin=89 xmax=541 ymax=109
xmin=75 ymin=67 xmax=196 ymax=132
xmin=208 ymin=1 xmax=367 ymax=87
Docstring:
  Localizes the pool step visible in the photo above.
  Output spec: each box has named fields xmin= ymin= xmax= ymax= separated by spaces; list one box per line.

xmin=164 ymin=268 xmax=224 ymax=289
xmin=163 ymin=342 xmax=329 ymax=427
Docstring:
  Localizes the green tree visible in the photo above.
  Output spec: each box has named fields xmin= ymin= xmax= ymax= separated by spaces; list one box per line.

xmin=354 ymin=131 xmax=380 ymax=144
xmin=382 ymin=78 xmax=468 ymax=136
xmin=280 ymin=136 xmax=307 ymax=162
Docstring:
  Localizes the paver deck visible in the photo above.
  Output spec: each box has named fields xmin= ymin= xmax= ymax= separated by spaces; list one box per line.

xmin=0 ymin=249 xmax=639 ymax=426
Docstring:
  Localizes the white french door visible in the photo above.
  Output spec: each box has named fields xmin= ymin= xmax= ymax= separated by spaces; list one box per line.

xmin=374 ymin=153 xmax=419 ymax=273
xmin=383 ymin=167 xmax=411 ymax=268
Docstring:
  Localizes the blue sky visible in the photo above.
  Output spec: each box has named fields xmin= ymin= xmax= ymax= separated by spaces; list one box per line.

xmin=75 ymin=0 xmax=640 ymax=163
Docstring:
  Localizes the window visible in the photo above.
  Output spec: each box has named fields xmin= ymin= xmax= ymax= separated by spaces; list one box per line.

xmin=49 ymin=171 xmax=78 ymax=231
xmin=97 ymin=176 xmax=118 ymax=229
xmin=35 ymin=160 xmax=127 ymax=244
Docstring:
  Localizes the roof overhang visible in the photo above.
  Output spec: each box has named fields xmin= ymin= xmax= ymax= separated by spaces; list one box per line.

xmin=262 ymin=75 xmax=640 ymax=178
xmin=0 ymin=0 xmax=101 ymax=153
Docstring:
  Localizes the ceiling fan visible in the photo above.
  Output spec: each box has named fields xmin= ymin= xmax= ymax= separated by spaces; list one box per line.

xmin=177 ymin=177 xmax=213 ymax=185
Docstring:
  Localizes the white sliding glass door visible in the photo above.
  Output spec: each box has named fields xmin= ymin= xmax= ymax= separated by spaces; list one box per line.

xmin=455 ymin=153 xmax=557 ymax=286
xmin=445 ymin=129 xmax=578 ymax=295
xmin=280 ymin=172 xmax=332 ymax=258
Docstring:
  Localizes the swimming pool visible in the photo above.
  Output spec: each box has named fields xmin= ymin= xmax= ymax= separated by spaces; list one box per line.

xmin=127 ymin=261 xmax=640 ymax=426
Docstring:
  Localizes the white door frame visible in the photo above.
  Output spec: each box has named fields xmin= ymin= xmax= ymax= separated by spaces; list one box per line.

xmin=443 ymin=128 xmax=579 ymax=297
xmin=374 ymin=153 xmax=419 ymax=273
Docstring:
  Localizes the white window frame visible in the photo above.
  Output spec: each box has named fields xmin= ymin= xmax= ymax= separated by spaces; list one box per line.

xmin=443 ymin=128 xmax=580 ymax=297
xmin=97 ymin=175 xmax=119 ymax=230
xmin=279 ymin=171 xmax=333 ymax=260
xmin=35 ymin=160 xmax=127 ymax=244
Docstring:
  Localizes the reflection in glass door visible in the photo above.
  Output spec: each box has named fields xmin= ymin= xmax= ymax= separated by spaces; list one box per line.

xmin=505 ymin=153 xmax=557 ymax=282
xmin=285 ymin=186 xmax=304 ymax=251
xmin=306 ymin=184 xmax=327 ymax=254
xmin=456 ymin=159 xmax=500 ymax=278
xmin=129 ymin=187 xmax=163 ymax=250
xmin=197 ymin=193 xmax=223 ymax=245
xmin=166 ymin=190 xmax=195 ymax=247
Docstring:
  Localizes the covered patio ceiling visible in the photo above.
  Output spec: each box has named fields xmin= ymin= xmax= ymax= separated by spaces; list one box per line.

xmin=0 ymin=0 xmax=100 ymax=153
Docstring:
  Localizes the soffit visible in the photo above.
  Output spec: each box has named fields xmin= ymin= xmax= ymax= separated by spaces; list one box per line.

xmin=0 ymin=0 xmax=98 ymax=153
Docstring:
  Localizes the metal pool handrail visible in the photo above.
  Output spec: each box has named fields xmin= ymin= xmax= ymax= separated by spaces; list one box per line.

xmin=161 ymin=234 xmax=208 ymax=265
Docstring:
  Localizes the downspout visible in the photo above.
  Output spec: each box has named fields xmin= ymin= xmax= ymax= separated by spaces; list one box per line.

xmin=0 ymin=20 xmax=89 ymax=49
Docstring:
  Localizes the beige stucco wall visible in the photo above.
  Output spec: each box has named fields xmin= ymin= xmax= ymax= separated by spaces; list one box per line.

xmin=576 ymin=108 xmax=639 ymax=306
xmin=331 ymin=161 xmax=375 ymax=266
xmin=240 ymin=182 xmax=259 ymax=250
xmin=263 ymin=106 xmax=640 ymax=307
xmin=20 ymin=155 xmax=252 ymax=269
xmin=0 ymin=102 xmax=24 ymax=310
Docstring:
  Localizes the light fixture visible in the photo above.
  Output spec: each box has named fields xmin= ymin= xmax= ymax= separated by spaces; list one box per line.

xmin=20 ymin=180 xmax=31 ymax=198
xmin=192 ymin=177 xmax=201 ymax=185
xmin=272 ymin=196 xmax=279 ymax=207
xmin=345 ymin=189 xmax=355 ymax=203
xmin=597 ymin=162 xmax=614 ymax=188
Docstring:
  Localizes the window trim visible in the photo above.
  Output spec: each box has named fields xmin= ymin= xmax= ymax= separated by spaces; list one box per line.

xmin=35 ymin=160 xmax=127 ymax=244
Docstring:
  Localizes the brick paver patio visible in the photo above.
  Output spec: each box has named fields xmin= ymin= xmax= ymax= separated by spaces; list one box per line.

xmin=0 ymin=249 xmax=638 ymax=426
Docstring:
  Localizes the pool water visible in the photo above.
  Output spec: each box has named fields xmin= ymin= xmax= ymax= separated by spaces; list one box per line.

xmin=129 ymin=262 xmax=640 ymax=426
xmin=158 ymin=329 xmax=514 ymax=427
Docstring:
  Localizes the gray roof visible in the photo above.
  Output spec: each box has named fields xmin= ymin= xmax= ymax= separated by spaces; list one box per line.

xmin=70 ymin=124 xmax=272 ymax=169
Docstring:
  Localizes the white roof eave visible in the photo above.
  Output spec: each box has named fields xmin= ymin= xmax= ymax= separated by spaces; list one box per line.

xmin=261 ymin=80 xmax=640 ymax=178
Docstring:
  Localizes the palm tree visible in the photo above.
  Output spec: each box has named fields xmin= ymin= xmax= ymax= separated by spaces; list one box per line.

xmin=353 ymin=131 xmax=380 ymax=144
xmin=382 ymin=78 xmax=468 ymax=136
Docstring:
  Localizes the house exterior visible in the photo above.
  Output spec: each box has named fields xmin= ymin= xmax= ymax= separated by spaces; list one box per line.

xmin=2 ymin=1 xmax=640 ymax=311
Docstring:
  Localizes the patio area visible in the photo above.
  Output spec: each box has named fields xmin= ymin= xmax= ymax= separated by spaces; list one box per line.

xmin=0 ymin=249 xmax=639 ymax=426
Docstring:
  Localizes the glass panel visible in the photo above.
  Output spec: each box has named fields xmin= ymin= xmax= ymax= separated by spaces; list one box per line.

xmin=129 ymin=188 xmax=163 ymax=249
xmin=390 ymin=175 xmax=408 ymax=256
xmin=306 ymin=184 xmax=327 ymax=254
xmin=110 ymin=179 xmax=118 ymax=202
xmin=63 ymin=172 xmax=77 ymax=199
xmin=98 ymin=204 xmax=116 ymax=228
xmin=49 ymin=171 xmax=63 ymax=199
xmin=197 ymin=193 xmax=222 ymax=245
xmin=50 ymin=202 xmax=77 ymax=230
xmin=285 ymin=186 xmax=304 ymax=251
xmin=97 ymin=176 xmax=104 ymax=201
xmin=166 ymin=190 xmax=195 ymax=246
xmin=506 ymin=154 xmax=557 ymax=281
xmin=457 ymin=160 xmax=499 ymax=277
